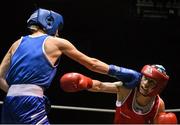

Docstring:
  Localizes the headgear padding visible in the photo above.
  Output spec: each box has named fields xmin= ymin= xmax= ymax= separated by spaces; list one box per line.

xmin=141 ymin=65 xmax=169 ymax=96
xmin=27 ymin=8 xmax=64 ymax=35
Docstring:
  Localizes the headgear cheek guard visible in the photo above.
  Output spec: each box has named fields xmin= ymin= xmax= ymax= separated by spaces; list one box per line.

xmin=141 ymin=65 xmax=169 ymax=96
xmin=27 ymin=8 xmax=64 ymax=35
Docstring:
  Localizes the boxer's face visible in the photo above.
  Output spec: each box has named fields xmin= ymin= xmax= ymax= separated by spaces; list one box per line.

xmin=139 ymin=76 xmax=157 ymax=96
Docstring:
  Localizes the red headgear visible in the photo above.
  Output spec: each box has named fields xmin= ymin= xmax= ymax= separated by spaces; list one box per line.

xmin=141 ymin=65 xmax=169 ymax=96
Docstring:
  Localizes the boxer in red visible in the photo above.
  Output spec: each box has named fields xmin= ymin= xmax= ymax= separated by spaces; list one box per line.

xmin=60 ymin=64 xmax=178 ymax=124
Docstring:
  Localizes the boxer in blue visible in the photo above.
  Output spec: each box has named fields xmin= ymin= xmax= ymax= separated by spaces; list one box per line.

xmin=0 ymin=8 xmax=125 ymax=124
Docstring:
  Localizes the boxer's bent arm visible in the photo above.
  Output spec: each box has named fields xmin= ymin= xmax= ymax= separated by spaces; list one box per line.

xmin=0 ymin=46 xmax=13 ymax=92
xmin=153 ymin=98 xmax=166 ymax=123
xmin=158 ymin=98 xmax=165 ymax=112
xmin=88 ymin=80 xmax=123 ymax=93
xmin=56 ymin=38 xmax=109 ymax=74
xmin=0 ymin=39 xmax=21 ymax=92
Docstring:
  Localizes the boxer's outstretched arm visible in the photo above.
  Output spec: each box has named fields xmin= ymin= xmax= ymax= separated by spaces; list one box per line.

xmin=60 ymin=72 xmax=123 ymax=93
xmin=89 ymin=80 xmax=123 ymax=93
xmin=57 ymin=38 xmax=109 ymax=74
xmin=55 ymin=38 xmax=140 ymax=89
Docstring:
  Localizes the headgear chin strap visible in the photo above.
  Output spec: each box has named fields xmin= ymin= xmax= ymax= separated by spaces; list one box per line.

xmin=27 ymin=8 xmax=64 ymax=36
xmin=141 ymin=65 xmax=169 ymax=96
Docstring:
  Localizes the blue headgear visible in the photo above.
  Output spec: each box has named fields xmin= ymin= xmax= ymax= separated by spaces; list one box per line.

xmin=27 ymin=8 xmax=64 ymax=35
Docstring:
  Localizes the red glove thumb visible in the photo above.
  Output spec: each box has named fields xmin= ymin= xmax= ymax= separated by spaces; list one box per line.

xmin=79 ymin=74 xmax=93 ymax=89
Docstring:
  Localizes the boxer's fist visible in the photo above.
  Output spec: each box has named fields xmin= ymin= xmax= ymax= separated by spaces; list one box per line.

xmin=108 ymin=65 xmax=141 ymax=89
xmin=60 ymin=72 xmax=93 ymax=92
xmin=154 ymin=112 xmax=177 ymax=124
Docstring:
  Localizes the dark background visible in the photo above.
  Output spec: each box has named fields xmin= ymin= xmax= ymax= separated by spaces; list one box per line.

xmin=0 ymin=0 xmax=180 ymax=124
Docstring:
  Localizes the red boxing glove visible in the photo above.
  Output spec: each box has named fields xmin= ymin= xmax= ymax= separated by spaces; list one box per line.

xmin=154 ymin=112 xmax=178 ymax=124
xmin=60 ymin=72 xmax=93 ymax=92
